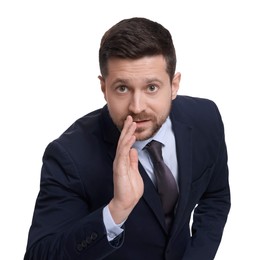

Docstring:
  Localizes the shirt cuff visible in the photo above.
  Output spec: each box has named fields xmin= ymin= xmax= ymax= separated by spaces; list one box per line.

xmin=103 ymin=205 xmax=125 ymax=241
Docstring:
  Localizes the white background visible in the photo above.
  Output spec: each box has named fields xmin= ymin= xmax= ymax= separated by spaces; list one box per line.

xmin=1 ymin=0 xmax=255 ymax=259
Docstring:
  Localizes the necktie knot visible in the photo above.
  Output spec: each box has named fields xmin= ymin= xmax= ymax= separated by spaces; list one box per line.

xmin=146 ymin=140 xmax=163 ymax=164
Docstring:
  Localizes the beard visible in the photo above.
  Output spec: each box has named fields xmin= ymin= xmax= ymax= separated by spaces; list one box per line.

xmin=116 ymin=108 xmax=171 ymax=141
xmin=133 ymin=113 xmax=168 ymax=140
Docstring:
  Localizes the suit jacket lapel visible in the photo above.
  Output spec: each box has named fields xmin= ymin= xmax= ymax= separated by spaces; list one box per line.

xmin=169 ymin=118 xmax=193 ymax=237
xmin=138 ymin=163 xmax=167 ymax=232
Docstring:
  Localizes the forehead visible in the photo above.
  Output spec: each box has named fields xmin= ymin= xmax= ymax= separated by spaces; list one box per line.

xmin=106 ymin=55 xmax=168 ymax=80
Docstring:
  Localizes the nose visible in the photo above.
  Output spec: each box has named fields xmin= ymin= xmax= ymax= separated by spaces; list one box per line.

xmin=128 ymin=91 xmax=145 ymax=114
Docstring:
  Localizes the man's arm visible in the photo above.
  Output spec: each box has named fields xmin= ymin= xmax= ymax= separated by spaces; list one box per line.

xmin=24 ymin=116 xmax=144 ymax=260
xmin=24 ymin=140 xmax=121 ymax=260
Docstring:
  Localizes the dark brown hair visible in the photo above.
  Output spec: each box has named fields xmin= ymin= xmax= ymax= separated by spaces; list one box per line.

xmin=99 ymin=17 xmax=177 ymax=80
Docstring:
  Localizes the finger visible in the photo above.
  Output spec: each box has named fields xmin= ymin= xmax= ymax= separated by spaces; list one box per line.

xmin=118 ymin=116 xmax=137 ymax=151
xmin=129 ymin=148 xmax=138 ymax=169
xmin=119 ymin=115 xmax=135 ymax=140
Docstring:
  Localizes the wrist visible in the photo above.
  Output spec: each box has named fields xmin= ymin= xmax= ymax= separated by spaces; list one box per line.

xmin=108 ymin=199 xmax=133 ymax=224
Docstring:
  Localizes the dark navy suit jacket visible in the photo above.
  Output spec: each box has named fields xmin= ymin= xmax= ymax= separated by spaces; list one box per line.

xmin=24 ymin=95 xmax=231 ymax=259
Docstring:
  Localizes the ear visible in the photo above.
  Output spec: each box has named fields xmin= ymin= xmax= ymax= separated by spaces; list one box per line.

xmin=98 ymin=75 xmax=107 ymax=101
xmin=171 ymin=72 xmax=181 ymax=100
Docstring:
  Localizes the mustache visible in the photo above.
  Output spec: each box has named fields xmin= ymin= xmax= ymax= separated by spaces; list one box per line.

xmin=124 ymin=112 xmax=153 ymax=122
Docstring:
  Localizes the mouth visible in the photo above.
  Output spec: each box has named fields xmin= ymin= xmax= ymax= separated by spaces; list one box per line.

xmin=133 ymin=119 xmax=151 ymax=127
xmin=133 ymin=118 xmax=150 ymax=122
xmin=134 ymin=119 xmax=148 ymax=122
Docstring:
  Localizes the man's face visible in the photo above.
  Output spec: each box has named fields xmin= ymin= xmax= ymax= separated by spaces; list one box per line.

xmin=99 ymin=55 xmax=180 ymax=141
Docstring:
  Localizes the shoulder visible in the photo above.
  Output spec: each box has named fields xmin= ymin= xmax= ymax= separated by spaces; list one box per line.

xmin=44 ymin=107 xmax=106 ymax=158
xmin=171 ymin=95 xmax=224 ymax=134
xmin=63 ymin=108 xmax=103 ymax=137
xmin=172 ymin=95 xmax=218 ymax=114
xmin=172 ymin=95 xmax=222 ymax=120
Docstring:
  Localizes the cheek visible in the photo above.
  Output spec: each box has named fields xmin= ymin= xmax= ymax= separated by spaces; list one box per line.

xmin=108 ymin=98 xmax=128 ymax=118
xmin=153 ymin=95 xmax=171 ymax=112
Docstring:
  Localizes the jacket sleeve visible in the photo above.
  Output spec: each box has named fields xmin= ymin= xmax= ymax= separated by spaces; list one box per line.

xmin=182 ymin=103 xmax=231 ymax=260
xmin=24 ymin=140 xmax=123 ymax=260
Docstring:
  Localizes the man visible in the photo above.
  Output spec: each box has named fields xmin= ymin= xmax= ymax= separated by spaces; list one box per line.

xmin=24 ymin=17 xmax=230 ymax=259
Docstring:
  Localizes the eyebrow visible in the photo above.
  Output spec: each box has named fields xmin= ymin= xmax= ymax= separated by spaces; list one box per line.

xmin=111 ymin=78 xmax=128 ymax=85
xmin=111 ymin=77 xmax=163 ymax=85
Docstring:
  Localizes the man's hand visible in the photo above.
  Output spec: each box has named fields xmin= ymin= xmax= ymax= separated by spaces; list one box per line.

xmin=108 ymin=115 xmax=144 ymax=224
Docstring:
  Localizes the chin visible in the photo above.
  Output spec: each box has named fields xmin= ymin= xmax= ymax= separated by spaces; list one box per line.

xmin=135 ymin=130 xmax=155 ymax=141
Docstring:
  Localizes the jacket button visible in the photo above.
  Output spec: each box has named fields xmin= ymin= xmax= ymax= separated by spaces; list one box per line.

xmin=86 ymin=236 xmax=92 ymax=244
xmin=81 ymin=240 xmax=87 ymax=248
xmin=91 ymin=232 xmax=98 ymax=240
xmin=76 ymin=244 xmax=83 ymax=252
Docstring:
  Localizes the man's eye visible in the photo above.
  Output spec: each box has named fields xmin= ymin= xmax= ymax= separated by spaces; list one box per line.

xmin=148 ymin=85 xmax=158 ymax=92
xmin=117 ymin=86 xmax=128 ymax=93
